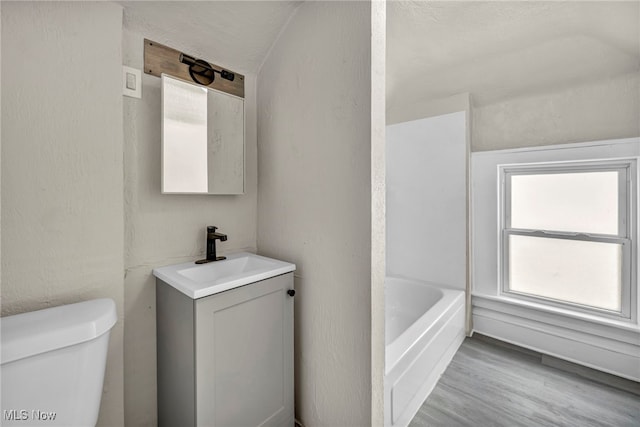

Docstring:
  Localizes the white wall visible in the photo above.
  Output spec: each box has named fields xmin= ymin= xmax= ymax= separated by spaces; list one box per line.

xmin=1 ymin=3 xmax=125 ymax=425
xmin=1 ymin=0 xmax=3 ymax=302
xmin=386 ymin=112 xmax=467 ymax=290
xmin=472 ymin=72 xmax=640 ymax=151
xmin=388 ymin=68 xmax=639 ymax=154
xmin=257 ymin=1 xmax=384 ymax=425
xmin=370 ymin=1 xmax=387 ymax=424
xmin=122 ymin=29 xmax=258 ymax=426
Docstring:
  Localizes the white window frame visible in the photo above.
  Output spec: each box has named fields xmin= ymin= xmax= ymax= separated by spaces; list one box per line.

xmin=499 ymin=158 xmax=637 ymax=322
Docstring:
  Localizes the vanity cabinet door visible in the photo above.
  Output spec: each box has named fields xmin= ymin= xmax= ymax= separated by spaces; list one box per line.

xmin=195 ymin=273 xmax=294 ymax=427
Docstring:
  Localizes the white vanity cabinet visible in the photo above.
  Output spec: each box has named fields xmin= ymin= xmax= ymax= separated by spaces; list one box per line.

xmin=156 ymin=272 xmax=294 ymax=427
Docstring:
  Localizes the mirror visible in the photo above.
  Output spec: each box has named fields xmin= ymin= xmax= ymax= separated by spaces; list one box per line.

xmin=161 ymin=74 xmax=244 ymax=194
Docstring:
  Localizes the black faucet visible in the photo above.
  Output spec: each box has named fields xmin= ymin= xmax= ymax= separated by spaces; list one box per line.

xmin=195 ymin=226 xmax=228 ymax=264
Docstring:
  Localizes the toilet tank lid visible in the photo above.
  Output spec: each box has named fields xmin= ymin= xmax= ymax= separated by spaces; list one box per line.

xmin=1 ymin=298 xmax=117 ymax=365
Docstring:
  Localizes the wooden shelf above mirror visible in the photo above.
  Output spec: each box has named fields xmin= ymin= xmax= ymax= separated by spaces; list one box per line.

xmin=144 ymin=39 xmax=244 ymax=99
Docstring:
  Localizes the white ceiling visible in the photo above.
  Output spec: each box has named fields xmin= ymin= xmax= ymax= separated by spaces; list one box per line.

xmin=387 ymin=1 xmax=640 ymax=109
xmin=118 ymin=1 xmax=638 ymax=107
xmin=118 ymin=1 xmax=301 ymax=74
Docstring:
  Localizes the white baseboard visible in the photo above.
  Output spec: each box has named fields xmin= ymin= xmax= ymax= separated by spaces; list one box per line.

xmin=472 ymin=297 xmax=640 ymax=381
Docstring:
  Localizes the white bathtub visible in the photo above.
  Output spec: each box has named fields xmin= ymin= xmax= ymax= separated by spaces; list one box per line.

xmin=384 ymin=277 xmax=466 ymax=427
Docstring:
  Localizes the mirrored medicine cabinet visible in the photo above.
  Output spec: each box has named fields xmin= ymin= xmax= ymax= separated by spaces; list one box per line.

xmin=161 ymin=74 xmax=245 ymax=194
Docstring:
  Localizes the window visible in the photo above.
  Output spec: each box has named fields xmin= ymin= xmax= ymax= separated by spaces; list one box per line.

xmin=500 ymin=159 xmax=636 ymax=319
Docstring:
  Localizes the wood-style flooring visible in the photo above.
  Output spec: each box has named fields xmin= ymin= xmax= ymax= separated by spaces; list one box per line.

xmin=409 ymin=335 xmax=640 ymax=427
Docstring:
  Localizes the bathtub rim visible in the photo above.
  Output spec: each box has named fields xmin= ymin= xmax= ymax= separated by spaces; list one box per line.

xmin=385 ymin=276 xmax=465 ymax=375
xmin=385 ymin=278 xmax=444 ymax=345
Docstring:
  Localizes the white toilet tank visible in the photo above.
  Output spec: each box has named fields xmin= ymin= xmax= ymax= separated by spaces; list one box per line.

xmin=1 ymin=298 xmax=117 ymax=427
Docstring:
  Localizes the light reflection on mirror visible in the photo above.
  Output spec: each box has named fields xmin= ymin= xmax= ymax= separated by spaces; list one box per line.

xmin=161 ymin=74 xmax=245 ymax=195
xmin=162 ymin=75 xmax=208 ymax=193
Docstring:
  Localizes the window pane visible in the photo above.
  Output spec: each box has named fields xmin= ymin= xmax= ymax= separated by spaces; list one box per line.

xmin=510 ymin=171 xmax=619 ymax=235
xmin=508 ymin=235 xmax=622 ymax=311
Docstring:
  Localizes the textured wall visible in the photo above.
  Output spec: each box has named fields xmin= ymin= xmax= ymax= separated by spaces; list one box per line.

xmin=370 ymin=1 xmax=387 ymax=424
xmin=386 ymin=93 xmax=471 ymax=126
xmin=122 ymin=29 xmax=258 ymax=426
xmin=257 ymin=1 xmax=378 ymax=425
xmin=472 ymin=73 xmax=640 ymax=151
xmin=1 ymin=2 xmax=125 ymax=425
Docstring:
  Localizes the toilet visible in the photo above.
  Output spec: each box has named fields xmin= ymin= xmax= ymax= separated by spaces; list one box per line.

xmin=1 ymin=298 xmax=117 ymax=427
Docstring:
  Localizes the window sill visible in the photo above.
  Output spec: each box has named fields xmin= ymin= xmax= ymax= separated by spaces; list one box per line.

xmin=472 ymin=293 xmax=640 ymax=337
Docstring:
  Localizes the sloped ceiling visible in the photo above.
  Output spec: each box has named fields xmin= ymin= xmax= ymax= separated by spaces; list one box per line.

xmin=118 ymin=1 xmax=639 ymax=107
xmin=118 ymin=1 xmax=301 ymax=74
xmin=387 ymin=1 xmax=640 ymax=109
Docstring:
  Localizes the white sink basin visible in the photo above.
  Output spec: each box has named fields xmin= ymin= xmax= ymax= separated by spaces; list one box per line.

xmin=153 ymin=252 xmax=296 ymax=299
